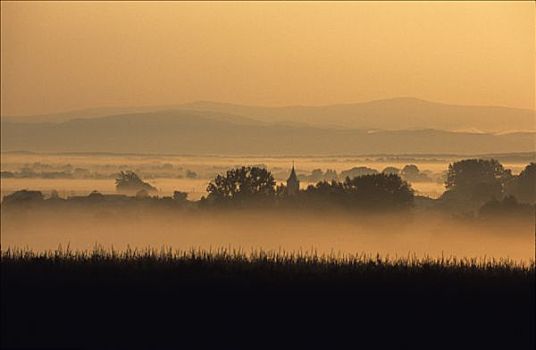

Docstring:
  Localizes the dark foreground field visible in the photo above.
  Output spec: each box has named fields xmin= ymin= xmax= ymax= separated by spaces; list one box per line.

xmin=1 ymin=249 xmax=534 ymax=349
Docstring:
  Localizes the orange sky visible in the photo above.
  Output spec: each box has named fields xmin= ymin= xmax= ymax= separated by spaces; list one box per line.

xmin=1 ymin=1 xmax=534 ymax=116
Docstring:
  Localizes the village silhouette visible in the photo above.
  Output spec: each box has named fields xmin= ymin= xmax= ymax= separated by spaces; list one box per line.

xmin=3 ymin=158 xmax=534 ymax=219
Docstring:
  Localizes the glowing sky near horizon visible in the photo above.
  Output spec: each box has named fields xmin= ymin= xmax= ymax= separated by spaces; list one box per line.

xmin=1 ymin=1 xmax=534 ymax=116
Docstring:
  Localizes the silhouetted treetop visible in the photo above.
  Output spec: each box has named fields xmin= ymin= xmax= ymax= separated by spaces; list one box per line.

xmin=399 ymin=164 xmax=431 ymax=182
xmin=115 ymin=171 xmax=157 ymax=195
xmin=2 ymin=190 xmax=44 ymax=205
xmin=344 ymin=173 xmax=414 ymax=207
xmin=504 ymin=162 xmax=535 ymax=203
xmin=339 ymin=167 xmax=378 ymax=179
xmin=445 ymin=159 xmax=511 ymax=191
xmin=206 ymin=166 xmax=276 ymax=204
xmin=382 ymin=167 xmax=400 ymax=175
xmin=440 ymin=159 xmax=513 ymax=205
xmin=302 ymin=174 xmax=413 ymax=210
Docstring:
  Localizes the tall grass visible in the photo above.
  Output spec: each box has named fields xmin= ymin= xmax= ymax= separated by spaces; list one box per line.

xmin=2 ymin=245 xmax=533 ymax=274
xmin=2 ymin=246 xmax=534 ymax=349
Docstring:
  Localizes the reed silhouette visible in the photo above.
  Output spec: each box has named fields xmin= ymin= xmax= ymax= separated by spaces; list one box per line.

xmin=1 ymin=247 xmax=534 ymax=349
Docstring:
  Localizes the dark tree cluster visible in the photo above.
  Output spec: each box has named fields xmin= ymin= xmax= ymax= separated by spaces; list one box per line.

xmin=2 ymin=161 xmax=533 ymax=218
xmin=301 ymin=174 xmax=414 ymax=210
xmin=2 ymin=190 xmax=44 ymax=205
xmin=504 ymin=162 xmax=535 ymax=204
xmin=205 ymin=166 xmax=414 ymax=211
xmin=445 ymin=159 xmax=511 ymax=199
xmin=115 ymin=171 xmax=158 ymax=195
xmin=438 ymin=159 xmax=535 ymax=218
xmin=205 ymin=166 xmax=276 ymax=206
xmin=299 ymin=168 xmax=338 ymax=183
xmin=443 ymin=159 xmax=535 ymax=205
xmin=400 ymin=164 xmax=432 ymax=182
xmin=339 ymin=166 xmax=378 ymax=179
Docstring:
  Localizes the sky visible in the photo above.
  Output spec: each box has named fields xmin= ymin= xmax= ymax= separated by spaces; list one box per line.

xmin=1 ymin=1 xmax=534 ymax=116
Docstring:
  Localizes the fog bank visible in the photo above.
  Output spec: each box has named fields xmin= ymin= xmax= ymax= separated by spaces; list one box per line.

xmin=1 ymin=210 xmax=532 ymax=262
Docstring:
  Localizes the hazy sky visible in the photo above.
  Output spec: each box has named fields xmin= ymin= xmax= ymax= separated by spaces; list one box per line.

xmin=1 ymin=1 xmax=534 ymax=116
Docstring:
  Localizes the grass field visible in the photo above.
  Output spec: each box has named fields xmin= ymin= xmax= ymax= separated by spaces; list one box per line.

xmin=1 ymin=247 xmax=534 ymax=349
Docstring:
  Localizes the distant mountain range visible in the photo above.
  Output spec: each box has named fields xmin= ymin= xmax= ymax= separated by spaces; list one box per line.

xmin=180 ymin=98 xmax=535 ymax=133
xmin=2 ymin=108 xmax=534 ymax=155
xmin=4 ymin=97 xmax=534 ymax=132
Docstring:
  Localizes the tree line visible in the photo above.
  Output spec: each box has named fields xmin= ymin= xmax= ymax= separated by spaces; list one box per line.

xmin=3 ymin=159 xmax=534 ymax=215
xmin=200 ymin=159 xmax=534 ymax=212
xmin=201 ymin=167 xmax=414 ymax=211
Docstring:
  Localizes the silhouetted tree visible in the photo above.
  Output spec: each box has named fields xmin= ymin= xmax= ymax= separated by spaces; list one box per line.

xmin=301 ymin=174 xmax=413 ymax=210
xmin=2 ymin=190 xmax=44 ymax=206
xmin=339 ymin=167 xmax=378 ymax=179
xmin=504 ymin=163 xmax=535 ymax=203
xmin=382 ymin=167 xmax=400 ymax=176
xmin=443 ymin=159 xmax=511 ymax=204
xmin=88 ymin=190 xmax=105 ymax=200
xmin=206 ymin=166 xmax=275 ymax=205
xmin=401 ymin=164 xmax=419 ymax=178
xmin=301 ymin=180 xmax=346 ymax=208
xmin=445 ymin=159 xmax=510 ymax=191
xmin=115 ymin=171 xmax=157 ymax=195
xmin=324 ymin=169 xmax=338 ymax=182
xmin=185 ymin=170 xmax=198 ymax=179
xmin=344 ymin=173 xmax=414 ymax=209
xmin=400 ymin=164 xmax=430 ymax=182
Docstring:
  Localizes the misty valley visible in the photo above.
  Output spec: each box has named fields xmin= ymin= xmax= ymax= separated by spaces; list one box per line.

xmin=2 ymin=153 xmax=534 ymax=349
xmin=1 ymin=2 xmax=535 ymax=348
xmin=2 ymin=115 xmax=534 ymax=350
xmin=1 ymin=152 xmax=534 ymax=262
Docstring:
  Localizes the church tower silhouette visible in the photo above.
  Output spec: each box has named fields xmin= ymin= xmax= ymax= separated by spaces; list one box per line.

xmin=286 ymin=162 xmax=300 ymax=196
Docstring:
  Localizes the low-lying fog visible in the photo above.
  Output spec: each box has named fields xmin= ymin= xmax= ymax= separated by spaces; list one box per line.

xmin=2 ymin=153 xmax=534 ymax=262
xmin=1 ymin=210 xmax=533 ymax=263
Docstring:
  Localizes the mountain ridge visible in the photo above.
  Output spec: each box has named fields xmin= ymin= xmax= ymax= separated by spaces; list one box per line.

xmin=3 ymin=97 xmax=534 ymax=133
xmin=2 ymin=109 xmax=534 ymax=155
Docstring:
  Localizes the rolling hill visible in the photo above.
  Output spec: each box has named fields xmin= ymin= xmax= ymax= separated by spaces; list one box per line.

xmin=3 ymin=97 xmax=534 ymax=133
xmin=180 ymin=97 xmax=535 ymax=133
xmin=1 ymin=109 xmax=533 ymax=155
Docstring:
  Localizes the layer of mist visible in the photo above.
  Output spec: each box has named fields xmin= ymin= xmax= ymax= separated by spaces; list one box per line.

xmin=1 ymin=209 xmax=533 ymax=262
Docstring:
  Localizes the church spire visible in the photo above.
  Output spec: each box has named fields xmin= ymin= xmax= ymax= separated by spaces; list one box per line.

xmin=286 ymin=162 xmax=299 ymax=196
